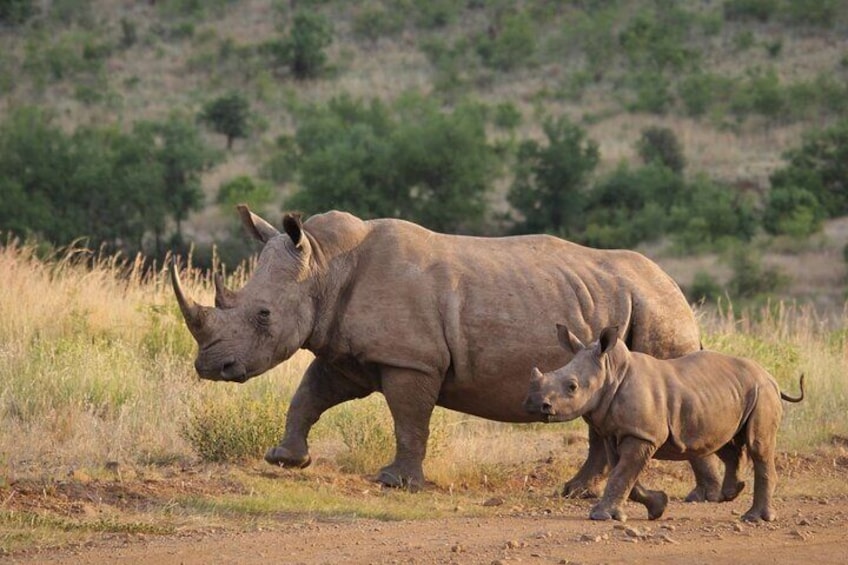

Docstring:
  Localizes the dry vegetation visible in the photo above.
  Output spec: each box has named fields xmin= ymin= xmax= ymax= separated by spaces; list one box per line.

xmin=1 ymin=242 xmax=847 ymax=554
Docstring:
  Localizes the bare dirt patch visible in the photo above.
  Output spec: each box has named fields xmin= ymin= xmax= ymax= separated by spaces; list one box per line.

xmin=3 ymin=446 xmax=848 ymax=564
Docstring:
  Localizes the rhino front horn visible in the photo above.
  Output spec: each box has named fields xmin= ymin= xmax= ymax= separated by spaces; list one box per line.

xmin=169 ymin=259 xmax=205 ymax=335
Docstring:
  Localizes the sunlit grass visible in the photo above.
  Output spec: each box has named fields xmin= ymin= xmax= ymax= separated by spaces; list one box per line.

xmin=1 ymin=239 xmax=846 ymax=486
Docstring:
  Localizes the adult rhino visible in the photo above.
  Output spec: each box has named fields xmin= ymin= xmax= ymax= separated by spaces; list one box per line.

xmin=171 ymin=206 xmax=722 ymax=499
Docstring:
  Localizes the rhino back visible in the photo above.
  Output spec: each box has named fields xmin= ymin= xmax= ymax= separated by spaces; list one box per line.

xmin=307 ymin=216 xmax=699 ymax=422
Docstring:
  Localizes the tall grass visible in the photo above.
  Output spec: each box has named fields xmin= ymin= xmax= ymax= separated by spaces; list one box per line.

xmin=1 ymin=241 xmax=845 ymax=487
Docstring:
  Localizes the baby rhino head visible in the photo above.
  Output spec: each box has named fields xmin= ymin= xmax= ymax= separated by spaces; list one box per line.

xmin=523 ymin=325 xmax=619 ymax=422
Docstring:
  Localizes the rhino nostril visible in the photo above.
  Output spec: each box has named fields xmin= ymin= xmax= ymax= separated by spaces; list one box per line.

xmin=541 ymin=401 xmax=554 ymax=415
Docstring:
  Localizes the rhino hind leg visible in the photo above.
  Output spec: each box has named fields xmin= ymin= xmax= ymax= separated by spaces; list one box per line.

xmin=561 ymin=427 xmax=608 ymax=499
xmin=715 ymin=443 xmax=746 ymax=502
xmin=589 ymin=436 xmax=656 ymax=522
xmin=684 ymin=455 xmax=724 ymax=503
xmin=742 ymin=410 xmax=779 ymax=522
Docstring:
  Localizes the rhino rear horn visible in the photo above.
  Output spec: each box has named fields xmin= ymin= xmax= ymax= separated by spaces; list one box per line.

xmin=214 ymin=272 xmax=236 ymax=309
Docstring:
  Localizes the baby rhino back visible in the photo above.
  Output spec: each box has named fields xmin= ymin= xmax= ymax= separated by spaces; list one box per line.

xmin=645 ymin=351 xmax=779 ymax=459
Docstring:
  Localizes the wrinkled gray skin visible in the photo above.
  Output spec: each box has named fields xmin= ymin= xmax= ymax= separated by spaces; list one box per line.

xmin=524 ymin=325 xmax=805 ymax=523
xmin=172 ymin=205 xmax=722 ymax=496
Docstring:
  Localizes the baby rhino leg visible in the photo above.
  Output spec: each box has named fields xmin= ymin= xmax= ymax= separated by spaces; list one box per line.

xmin=742 ymin=405 xmax=780 ymax=522
xmin=629 ymin=481 xmax=668 ymax=520
xmin=590 ymin=437 xmax=657 ymax=522
xmin=716 ymin=444 xmax=746 ymax=502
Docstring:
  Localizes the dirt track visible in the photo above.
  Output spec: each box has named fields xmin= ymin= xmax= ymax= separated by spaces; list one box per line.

xmin=8 ymin=493 xmax=847 ymax=564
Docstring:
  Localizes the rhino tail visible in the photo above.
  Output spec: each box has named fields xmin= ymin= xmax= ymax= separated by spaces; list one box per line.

xmin=781 ymin=374 xmax=805 ymax=403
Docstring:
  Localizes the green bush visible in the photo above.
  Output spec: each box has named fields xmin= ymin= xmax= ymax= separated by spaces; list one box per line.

xmin=687 ymin=271 xmax=724 ymax=304
xmin=636 ymin=126 xmax=686 ymax=174
xmin=412 ymin=0 xmax=461 ymax=29
xmin=352 ymin=2 xmax=405 ymax=42
xmin=780 ymin=0 xmax=840 ymax=27
xmin=762 ymin=185 xmax=824 ymax=237
xmin=677 ymin=71 xmax=735 ymax=118
xmin=493 ymin=101 xmax=522 ymax=129
xmin=626 ymin=69 xmax=673 ymax=115
xmin=217 ymin=175 xmax=274 ymax=210
xmin=182 ymin=393 xmax=288 ymax=462
xmin=477 ymin=11 xmax=536 ymax=71
xmin=731 ymin=67 xmax=786 ymax=122
xmin=269 ymin=11 xmax=333 ymax=79
xmin=770 ymin=120 xmax=848 ymax=218
xmin=0 ymin=0 xmax=36 ymax=24
xmin=726 ymin=247 xmax=787 ymax=300
xmin=722 ymin=0 xmax=777 ymax=22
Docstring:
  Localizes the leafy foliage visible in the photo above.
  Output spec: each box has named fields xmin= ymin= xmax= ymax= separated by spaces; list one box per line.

xmin=199 ymin=92 xmax=251 ymax=149
xmin=285 ymin=93 xmax=497 ymax=233
xmin=636 ymin=126 xmax=686 ymax=174
xmin=769 ymin=120 xmax=848 ymax=219
xmin=508 ymin=116 xmax=600 ymax=235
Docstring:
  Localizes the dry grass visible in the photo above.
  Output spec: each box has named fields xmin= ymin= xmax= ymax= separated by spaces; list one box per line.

xmin=1 ymin=241 xmax=847 ymax=492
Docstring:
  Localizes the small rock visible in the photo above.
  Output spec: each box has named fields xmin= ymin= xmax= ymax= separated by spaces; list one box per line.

xmin=797 ymin=518 xmax=811 ymax=526
xmin=580 ymin=534 xmax=601 ymax=543
xmin=483 ymin=497 xmax=505 ymax=507
xmin=624 ymin=526 xmax=643 ymax=539
xmin=505 ymin=540 xmax=520 ymax=549
xmin=613 ymin=524 xmax=628 ymax=531
xmin=731 ymin=509 xmax=741 ymax=516
xmin=733 ymin=523 xmax=745 ymax=533
xmin=451 ymin=544 xmax=463 ymax=553
xmin=791 ymin=529 xmax=811 ymax=541
xmin=658 ymin=533 xmax=678 ymax=544
xmin=660 ymin=524 xmax=676 ymax=532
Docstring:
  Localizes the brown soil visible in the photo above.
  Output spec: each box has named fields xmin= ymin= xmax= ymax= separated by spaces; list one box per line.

xmin=4 ymin=448 xmax=848 ymax=565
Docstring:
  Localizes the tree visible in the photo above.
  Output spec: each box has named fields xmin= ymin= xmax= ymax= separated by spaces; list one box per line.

xmin=285 ymin=94 xmax=497 ymax=233
xmin=134 ymin=115 xmax=220 ymax=252
xmin=508 ymin=116 xmax=599 ymax=235
xmin=199 ymin=92 xmax=251 ymax=149
xmin=272 ymin=11 xmax=333 ymax=80
xmin=770 ymin=120 xmax=848 ymax=218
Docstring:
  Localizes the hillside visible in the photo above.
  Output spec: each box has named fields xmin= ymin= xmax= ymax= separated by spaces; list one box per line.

xmin=1 ymin=0 xmax=848 ymax=305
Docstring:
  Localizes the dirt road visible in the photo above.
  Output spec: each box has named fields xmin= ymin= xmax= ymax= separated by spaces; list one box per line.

xmin=8 ymin=493 xmax=847 ymax=564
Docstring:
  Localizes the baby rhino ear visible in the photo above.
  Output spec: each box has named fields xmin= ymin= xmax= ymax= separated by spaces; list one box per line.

xmin=598 ymin=326 xmax=619 ymax=355
xmin=556 ymin=324 xmax=584 ymax=355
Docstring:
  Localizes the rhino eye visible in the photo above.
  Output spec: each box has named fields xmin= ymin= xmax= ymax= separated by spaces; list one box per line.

xmin=257 ymin=308 xmax=271 ymax=323
xmin=567 ymin=381 xmax=578 ymax=393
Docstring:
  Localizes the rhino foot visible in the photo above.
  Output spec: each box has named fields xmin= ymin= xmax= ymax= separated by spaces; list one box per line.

xmin=376 ymin=465 xmax=424 ymax=493
xmin=722 ymin=481 xmax=746 ymax=502
xmin=645 ymin=491 xmax=669 ymax=521
xmin=742 ymin=507 xmax=776 ymax=523
xmin=684 ymin=483 xmax=723 ymax=503
xmin=589 ymin=504 xmax=626 ymax=522
xmin=264 ymin=446 xmax=311 ymax=469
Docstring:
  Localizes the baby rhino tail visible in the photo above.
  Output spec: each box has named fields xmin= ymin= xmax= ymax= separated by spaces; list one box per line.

xmin=781 ymin=374 xmax=805 ymax=403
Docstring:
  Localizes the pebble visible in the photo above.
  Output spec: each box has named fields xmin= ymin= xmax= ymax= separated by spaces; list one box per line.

xmin=483 ymin=497 xmax=505 ymax=507
xmin=657 ymin=533 xmax=678 ymax=545
xmin=733 ymin=523 xmax=745 ymax=533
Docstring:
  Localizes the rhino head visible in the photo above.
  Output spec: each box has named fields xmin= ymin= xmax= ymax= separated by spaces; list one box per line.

xmin=171 ymin=206 xmax=316 ymax=383
xmin=523 ymin=325 xmax=619 ymax=422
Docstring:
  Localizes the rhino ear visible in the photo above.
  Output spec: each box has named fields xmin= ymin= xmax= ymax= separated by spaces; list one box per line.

xmin=237 ymin=204 xmax=280 ymax=243
xmin=282 ymin=212 xmax=305 ymax=249
xmin=598 ymin=326 xmax=619 ymax=356
xmin=556 ymin=324 xmax=584 ymax=354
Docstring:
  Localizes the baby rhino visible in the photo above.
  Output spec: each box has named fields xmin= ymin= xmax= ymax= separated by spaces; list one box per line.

xmin=524 ymin=325 xmax=804 ymax=523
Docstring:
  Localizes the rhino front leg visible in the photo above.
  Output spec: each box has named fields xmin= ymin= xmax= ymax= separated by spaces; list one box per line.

xmin=590 ymin=437 xmax=656 ymax=522
xmin=376 ymin=367 xmax=440 ymax=492
xmin=561 ymin=426 xmax=609 ymax=499
xmin=266 ymin=358 xmax=374 ymax=468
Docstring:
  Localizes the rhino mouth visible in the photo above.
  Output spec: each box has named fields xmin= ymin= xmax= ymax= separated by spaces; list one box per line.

xmin=219 ymin=359 xmax=249 ymax=382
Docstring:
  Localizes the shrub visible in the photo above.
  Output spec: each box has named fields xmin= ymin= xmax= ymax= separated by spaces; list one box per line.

xmin=726 ymin=247 xmax=787 ymax=300
xmin=677 ymin=71 xmax=735 ymax=118
xmin=352 ymin=2 xmax=405 ymax=42
xmin=636 ymin=126 xmax=686 ymax=174
xmin=217 ymin=175 xmax=274 ymax=210
xmin=493 ymin=101 xmax=522 ymax=129
xmin=762 ymin=186 xmax=824 ymax=237
xmin=182 ymin=393 xmax=288 ymax=462
xmin=722 ymin=0 xmax=777 ymax=22
xmin=0 ymin=0 xmax=36 ymax=24
xmin=780 ymin=0 xmax=840 ymax=27
xmin=688 ymin=271 xmax=723 ymax=304
xmin=477 ymin=11 xmax=536 ymax=71
xmin=626 ymin=69 xmax=673 ymax=115
xmin=271 ymin=11 xmax=333 ymax=79
xmin=770 ymin=120 xmax=848 ymax=218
